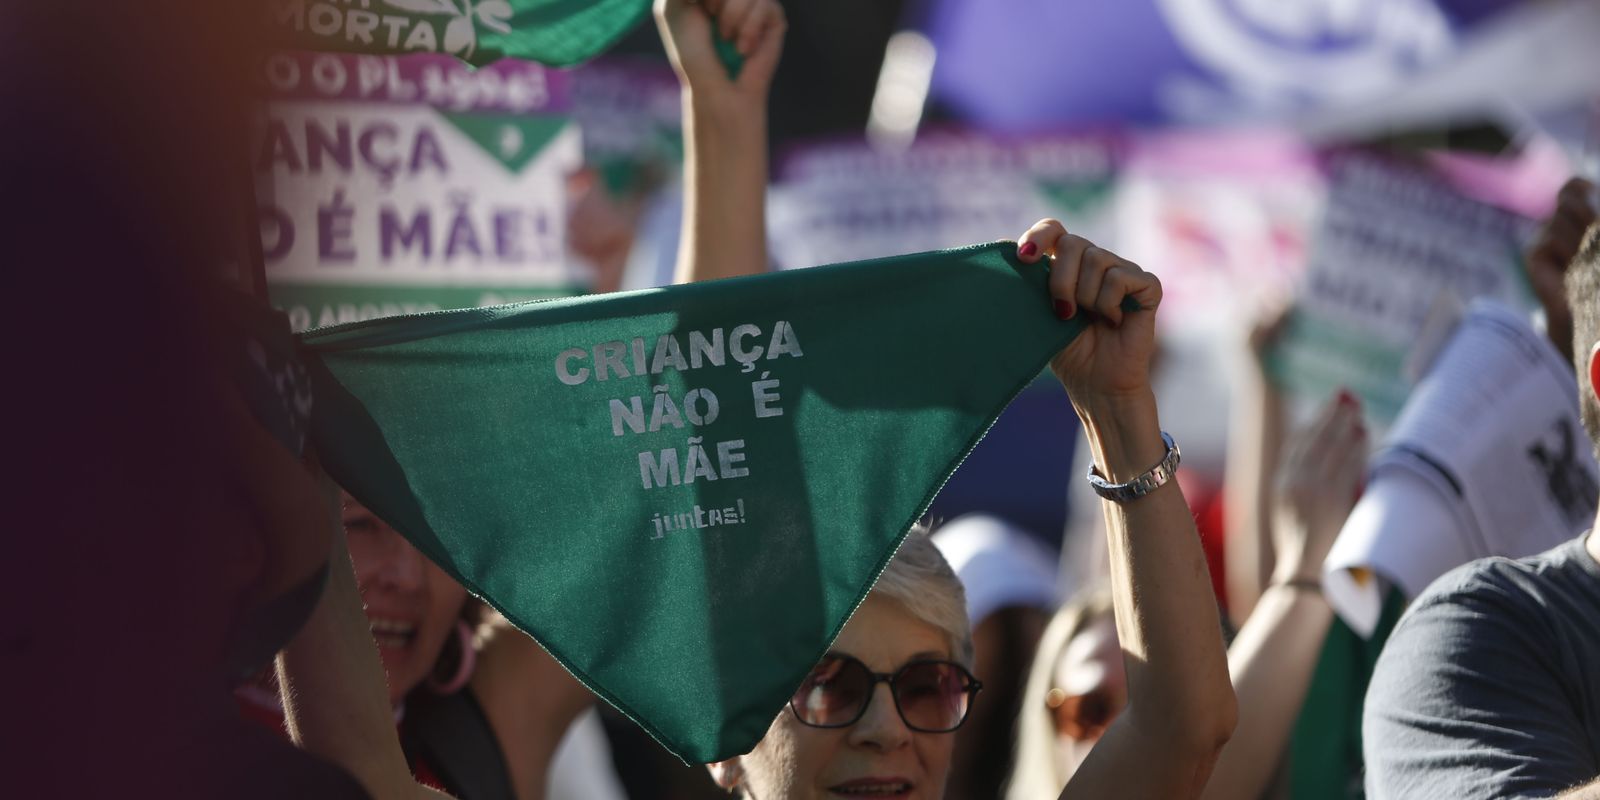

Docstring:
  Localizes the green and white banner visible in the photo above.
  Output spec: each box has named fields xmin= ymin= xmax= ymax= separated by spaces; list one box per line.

xmin=255 ymin=52 xmax=584 ymax=332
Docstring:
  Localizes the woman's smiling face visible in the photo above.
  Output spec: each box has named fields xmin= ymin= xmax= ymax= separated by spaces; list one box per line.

xmin=711 ymin=594 xmax=960 ymax=800
xmin=341 ymin=493 xmax=468 ymax=705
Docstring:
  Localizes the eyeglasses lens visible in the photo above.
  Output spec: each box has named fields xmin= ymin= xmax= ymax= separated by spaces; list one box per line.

xmin=793 ymin=657 xmax=871 ymax=726
xmin=894 ymin=662 xmax=969 ymax=732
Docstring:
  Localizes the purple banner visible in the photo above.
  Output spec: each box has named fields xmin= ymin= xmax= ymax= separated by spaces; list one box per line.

xmin=774 ymin=128 xmax=1123 ymax=183
xmin=920 ymin=0 xmax=1529 ymax=130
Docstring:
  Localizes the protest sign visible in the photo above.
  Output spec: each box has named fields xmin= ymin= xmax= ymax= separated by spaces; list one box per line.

xmin=1267 ymin=151 xmax=1535 ymax=426
xmin=1323 ymin=300 xmax=1598 ymax=637
xmin=768 ymin=133 xmax=1120 ymax=270
xmin=569 ymin=58 xmax=683 ymax=196
xmin=266 ymin=0 xmax=650 ymax=67
xmin=300 ymin=242 xmax=1096 ymax=763
xmin=256 ymin=52 xmax=583 ymax=332
xmin=1113 ymin=130 xmax=1320 ymax=332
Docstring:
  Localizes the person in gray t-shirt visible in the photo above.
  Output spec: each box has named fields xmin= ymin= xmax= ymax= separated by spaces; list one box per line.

xmin=1363 ymin=534 xmax=1600 ymax=799
xmin=1364 ymin=180 xmax=1600 ymax=800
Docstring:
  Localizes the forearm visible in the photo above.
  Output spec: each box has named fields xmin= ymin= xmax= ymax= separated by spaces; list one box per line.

xmin=674 ymin=90 xmax=768 ymax=284
xmin=1069 ymin=391 xmax=1237 ymax=796
xmin=473 ymin=617 xmax=594 ymax=800
xmin=1201 ymin=584 xmax=1334 ymax=800
xmin=1223 ymin=367 xmax=1284 ymax=626
xmin=277 ymin=528 xmax=438 ymax=799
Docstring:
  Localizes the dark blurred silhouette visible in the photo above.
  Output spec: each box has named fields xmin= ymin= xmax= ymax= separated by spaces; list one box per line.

xmin=2 ymin=2 xmax=367 ymax=797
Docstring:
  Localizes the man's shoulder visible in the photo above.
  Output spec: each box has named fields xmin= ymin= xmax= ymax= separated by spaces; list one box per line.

xmin=1404 ymin=534 xmax=1595 ymax=625
xmin=1365 ymin=535 xmax=1600 ymax=800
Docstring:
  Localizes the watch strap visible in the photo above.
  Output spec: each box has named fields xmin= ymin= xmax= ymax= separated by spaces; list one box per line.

xmin=1086 ymin=431 xmax=1180 ymax=503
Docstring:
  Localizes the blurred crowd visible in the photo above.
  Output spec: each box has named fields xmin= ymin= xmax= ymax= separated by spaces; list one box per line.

xmin=6 ymin=0 xmax=1600 ymax=799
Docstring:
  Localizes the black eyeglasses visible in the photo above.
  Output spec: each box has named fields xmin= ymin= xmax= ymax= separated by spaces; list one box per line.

xmin=788 ymin=655 xmax=982 ymax=733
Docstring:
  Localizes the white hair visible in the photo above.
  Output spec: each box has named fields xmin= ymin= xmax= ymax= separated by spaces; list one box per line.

xmin=718 ymin=526 xmax=976 ymax=798
xmin=869 ymin=523 xmax=974 ymax=667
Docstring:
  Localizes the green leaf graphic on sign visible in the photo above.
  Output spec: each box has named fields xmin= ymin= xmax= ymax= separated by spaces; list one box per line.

xmin=440 ymin=113 xmax=571 ymax=174
xmin=1033 ymin=178 xmax=1114 ymax=217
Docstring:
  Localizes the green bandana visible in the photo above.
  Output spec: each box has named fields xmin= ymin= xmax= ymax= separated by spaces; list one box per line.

xmin=269 ymin=0 xmax=651 ymax=66
xmin=301 ymin=242 xmax=1090 ymax=763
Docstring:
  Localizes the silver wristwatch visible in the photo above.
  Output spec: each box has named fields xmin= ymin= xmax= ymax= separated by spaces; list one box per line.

xmin=1086 ymin=431 xmax=1180 ymax=502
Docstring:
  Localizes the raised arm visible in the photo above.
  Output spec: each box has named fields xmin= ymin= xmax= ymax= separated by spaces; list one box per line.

xmin=470 ymin=613 xmax=596 ymax=800
xmin=272 ymin=469 xmax=453 ymax=800
xmin=1526 ymin=178 xmax=1596 ymax=362
xmin=1015 ymin=219 xmax=1237 ymax=800
xmin=1223 ymin=304 xmax=1291 ymax=626
xmin=1203 ymin=391 xmax=1366 ymax=800
xmin=654 ymin=0 xmax=785 ymax=284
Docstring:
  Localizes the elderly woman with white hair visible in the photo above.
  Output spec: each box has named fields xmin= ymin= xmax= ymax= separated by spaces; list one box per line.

xmin=702 ymin=218 xmax=1239 ymax=800
xmin=707 ymin=530 xmax=977 ymax=798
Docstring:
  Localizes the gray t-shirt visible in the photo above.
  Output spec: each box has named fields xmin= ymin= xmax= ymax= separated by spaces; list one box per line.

xmin=1364 ymin=534 xmax=1600 ymax=799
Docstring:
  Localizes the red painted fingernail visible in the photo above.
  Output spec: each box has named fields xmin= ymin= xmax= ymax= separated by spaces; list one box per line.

xmin=1019 ymin=241 xmax=1038 ymax=259
xmin=1337 ymin=389 xmax=1357 ymax=407
xmin=1054 ymin=299 xmax=1074 ymax=320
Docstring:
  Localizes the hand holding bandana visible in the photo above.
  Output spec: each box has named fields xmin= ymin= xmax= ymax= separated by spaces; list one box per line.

xmin=1015 ymin=219 xmax=1236 ymax=800
xmin=1020 ymin=218 xmax=1164 ymax=405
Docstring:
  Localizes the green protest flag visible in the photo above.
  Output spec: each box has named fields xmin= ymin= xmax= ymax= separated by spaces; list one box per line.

xmin=300 ymin=242 xmax=1093 ymax=763
xmin=270 ymin=0 xmax=651 ymax=66
xmin=270 ymin=0 xmax=748 ymax=70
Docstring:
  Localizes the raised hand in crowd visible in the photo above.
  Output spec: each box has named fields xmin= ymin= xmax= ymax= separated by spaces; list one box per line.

xmin=1203 ymin=389 xmax=1367 ymax=800
xmin=1263 ymin=392 xmax=1366 ymax=593
xmin=1526 ymin=177 xmax=1596 ymax=362
xmin=654 ymin=0 xmax=786 ymax=284
xmin=1007 ymin=387 xmax=1367 ymax=800
xmin=1224 ymin=301 xmax=1294 ymax=626
xmin=1016 ymin=219 xmax=1238 ymax=800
